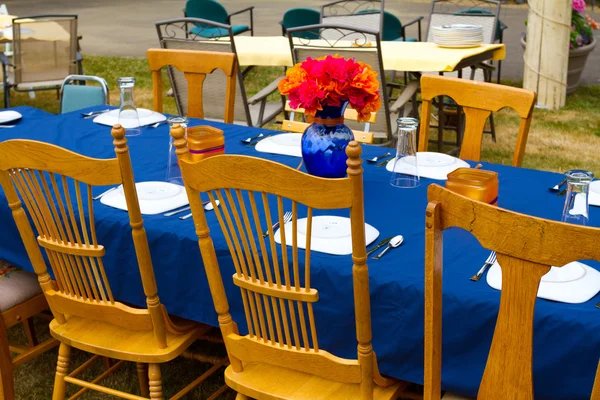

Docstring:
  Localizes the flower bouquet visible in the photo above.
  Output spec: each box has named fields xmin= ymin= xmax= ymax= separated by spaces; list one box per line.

xmin=278 ymin=55 xmax=381 ymax=178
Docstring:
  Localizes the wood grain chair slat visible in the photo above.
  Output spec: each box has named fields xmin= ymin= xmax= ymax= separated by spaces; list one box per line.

xmin=424 ymin=184 xmax=600 ymax=400
xmin=147 ymin=48 xmax=237 ymax=123
xmin=418 ymin=75 xmax=536 ymax=166
xmin=171 ymin=123 xmax=408 ymax=399
xmin=0 ymin=126 xmax=211 ymax=399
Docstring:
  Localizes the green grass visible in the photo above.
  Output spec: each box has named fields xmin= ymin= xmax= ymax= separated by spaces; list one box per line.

xmin=5 ymin=54 xmax=600 ymax=399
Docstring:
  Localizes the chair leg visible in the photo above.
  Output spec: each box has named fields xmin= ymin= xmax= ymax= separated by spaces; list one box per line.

xmin=22 ymin=318 xmax=38 ymax=347
xmin=489 ymin=112 xmax=497 ymax=142
xmin=136 ymin=363 xmax=149 ymax=397
xmin=52 ymin=343 xmax=71 ymax=400
xmin=235 ymin=394 xmax=249 ymax=400
xmin=0 ymin=316 xmax=15 ymax=400
xmin=148 ymin=364 xmax=163 ymax=400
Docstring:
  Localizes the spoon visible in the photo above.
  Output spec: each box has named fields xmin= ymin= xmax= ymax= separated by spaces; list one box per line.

xmin=179 ymin=200 xmax=220 ymax=220
xmin=241 ymin=133 xmax=264 ymax=144
xmin=366 ymin=152 xmax=392 ymax=163
xmin=151 ymin=120 xmax=168 ymax=128
xmin=372 ymin=235 xmax=404 ymax=259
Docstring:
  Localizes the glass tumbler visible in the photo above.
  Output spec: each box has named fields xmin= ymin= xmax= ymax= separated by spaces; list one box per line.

xmin=390 ymin=117 xmax=420 ymax=188
xmin=561 ymin=169 xmax=594 ymax=225
xmin=166 ymin=116 xmax=188 ymax=185
xmin=117 ymin=77 xmax=142 ymax=137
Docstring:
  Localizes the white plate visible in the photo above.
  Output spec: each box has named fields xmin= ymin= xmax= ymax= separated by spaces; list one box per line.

xmin=486 ymin=260 xmax=600 ymax=304
xmin=0 ymin=110 xmax=22 ymax=124
xmin=100 ymin=181 xmax=189 ymax=215
xmin=274 ymin=216 xmax=379 ymax=256
xmin=255 ymin=133 xmax=302 ymax=158
xmin=385 ymin=152 xmax=470 ymax=180
xmin=587 ymin=180 xmax=600 ymax=207
xmin=93 ymin=108 xmax=166 ymax=129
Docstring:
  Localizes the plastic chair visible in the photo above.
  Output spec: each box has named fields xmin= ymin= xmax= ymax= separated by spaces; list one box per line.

xmin=60 ymin=75 xmax=109 ymax=114
xmin=184 ymin=0 xmax=253 ymax=38
xmin=280 ymin=8 xmax=320 ymax=39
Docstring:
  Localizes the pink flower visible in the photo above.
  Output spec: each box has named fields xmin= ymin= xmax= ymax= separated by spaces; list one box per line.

xmin=573 ymin=0 xmax=586 ymax=14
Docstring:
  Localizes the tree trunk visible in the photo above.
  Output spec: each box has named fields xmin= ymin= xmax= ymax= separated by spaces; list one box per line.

xmin=523 ymin=0 xmax=572 ymax=110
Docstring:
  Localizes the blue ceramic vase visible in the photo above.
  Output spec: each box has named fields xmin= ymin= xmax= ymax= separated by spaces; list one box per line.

xmin=301 ymin=102 xmax=354 ymax=178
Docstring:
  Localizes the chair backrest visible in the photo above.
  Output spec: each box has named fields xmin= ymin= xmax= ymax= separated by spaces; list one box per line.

xmin=147 ymin=47 xmax=237 ymax=123
xmin=282 ymin=8 xmax=321 ymax=39
xmin=60 ymin=74 xmax=109 ymax=114
xmin=12 ymin=15 xmax=78 ymax=85
xmin=185 ymin=0 xmax=228 ymax=23
xmin=426 ymin=0 xmax=500 ymax=44
xmin=287 ymin=24 xmax=392 ymax=142
xmin=424 ymin=184 xmax=600 ymax=399
xmin=0 ymin=126 xmax=171 ymax=349
xmin=283 ymin=101 xmax=375 ymax=144
xmin=418 ymin=75 xmax=536 ymax=166
xmin=155 ymin=19 xmax=249 ymax=124
xmin=171 ymin=124 xmax=391 ymax=398
xmin=381 ymin=11 xmax=402 ymax=41
xmin=321 ymin=0 xmax=384 ymax=40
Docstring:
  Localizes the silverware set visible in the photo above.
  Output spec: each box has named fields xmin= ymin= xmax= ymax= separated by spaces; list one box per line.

xmin=367 ymin=234 xmax=404 ymax=259
xmin=366 ymin=152 xmax=392 ymax=164
xmin=81 ymin=109 xmax=111 ymax=119
xmin=263 ymin=211 xmax=292 ymax=237
xmin=470 ymin=251 xmax=496 ymax=282
xmin=548 ymin=178 xmax=567 ymax=196
xmin=241 ymin=133 xmax=270 ymax=146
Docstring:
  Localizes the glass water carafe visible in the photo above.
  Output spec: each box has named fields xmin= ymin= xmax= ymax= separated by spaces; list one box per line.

xmin=117 ymin=77 xmax=142 ymax=137
xmin=562 ymin=169 xmax=594 ymax=225
xmin=166 ymin=116 xmax=188 ymax=185
xmin=390 ymin=117 xmax=420 ymax=188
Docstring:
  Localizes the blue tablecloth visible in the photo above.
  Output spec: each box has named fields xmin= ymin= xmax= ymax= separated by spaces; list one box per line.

xmin=1 ymin=106 xmax=599 ymax=399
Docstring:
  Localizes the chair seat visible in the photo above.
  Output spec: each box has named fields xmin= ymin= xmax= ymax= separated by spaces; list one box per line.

xmin=190 ymin=24 xmax=249 ymax=38
xmin=50 ymin=315 xmax=209 ymax=363
xmin=0 ymin=263 xmax=42 ymax=312
xmin=225 ymin=362 xmax=405 ymax=400
xmin=442 ymin=392 xmax=472 ymax=399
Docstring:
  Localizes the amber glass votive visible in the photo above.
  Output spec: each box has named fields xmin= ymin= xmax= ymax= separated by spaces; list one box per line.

xmin=446 ymin=168 xmax=498 ymax=205
xmin=186 ymin=125 xmax=225 ymax=162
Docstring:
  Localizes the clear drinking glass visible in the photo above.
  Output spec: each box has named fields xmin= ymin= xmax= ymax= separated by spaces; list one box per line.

xmin=166 ymin=116 xmax=188 ymax=185
xmin=390 ymin=117 xmax=420 ymax=188
xmin=561 ymin=169 xmax=594 ymax=225
xmin=117 ymin=77 xmax=142 ymax=137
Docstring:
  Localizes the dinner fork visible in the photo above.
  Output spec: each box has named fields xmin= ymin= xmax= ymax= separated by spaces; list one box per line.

xmin=470 ymin=251 xmax=497 ymax=282
xmin=263 ymin=211 xmax=292 ymax=238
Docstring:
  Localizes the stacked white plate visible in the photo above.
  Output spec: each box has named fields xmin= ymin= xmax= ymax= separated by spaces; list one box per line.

xmin=255 ymin=133 xmax=302 ymax=158
xmin=93 ymin=108 xmax=166 ymax=129
xmin=432 ymin=24 xmax=483 ymax=48
xmin=274 ymin=216 xmax=379 ymax=256
xmin=385 ymin=152 xmax=470 ymax=181
xmin=487 ymin=260 xmax=600 ymax=304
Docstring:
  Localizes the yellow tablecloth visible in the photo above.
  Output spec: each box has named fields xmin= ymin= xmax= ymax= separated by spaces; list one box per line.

xmin=0 ymin=14 xmax=71 ymax=42
xmin=224 ymin=36 xmax=505 ymax=72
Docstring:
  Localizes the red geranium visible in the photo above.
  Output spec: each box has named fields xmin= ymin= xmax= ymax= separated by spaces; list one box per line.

xmin=278 ymin=55 xmax=381 ymax=122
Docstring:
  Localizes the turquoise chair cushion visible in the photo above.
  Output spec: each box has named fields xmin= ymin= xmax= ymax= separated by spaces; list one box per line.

xmin=190 ymin=24 xmax=248 ymax=38
xmin=393 ymin=37 xmax=418 ymax=42
xmin=282 ymin=8 xmax=320 ymax=39
xmin=61 ymin=85 xmax=106 ymax=114
xmin=186 ymin=0 xmax=229 ymax=24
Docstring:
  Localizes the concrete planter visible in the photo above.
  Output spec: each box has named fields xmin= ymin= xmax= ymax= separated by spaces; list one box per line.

xmin=521 ymin=37 xmax=596 ymax=94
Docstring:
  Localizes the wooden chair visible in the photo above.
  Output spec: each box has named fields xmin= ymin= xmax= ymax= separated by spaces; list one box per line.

xmin=0 ymin=126 xmax=211 ymax=400
xmin=424 ymin=184 xmax=600 ymax=399
xmin=147 ymin=48 xmax=237 ymax=122
xmin=170 ymin=123 xmax=408 ymax=399
xmin=1 ymin=261 xmax=58 ymax=400
xmin=418 ymin=75 xmax=536 ymax=167
xmin=283 ymin=101 xmax=376 ymax=144
xmin=593 ymin=362 xmax=600 ymax=400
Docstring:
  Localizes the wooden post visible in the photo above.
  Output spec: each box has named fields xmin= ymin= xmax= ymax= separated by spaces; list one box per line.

xmin=523 ymin=0 xmax=572 ymax=110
